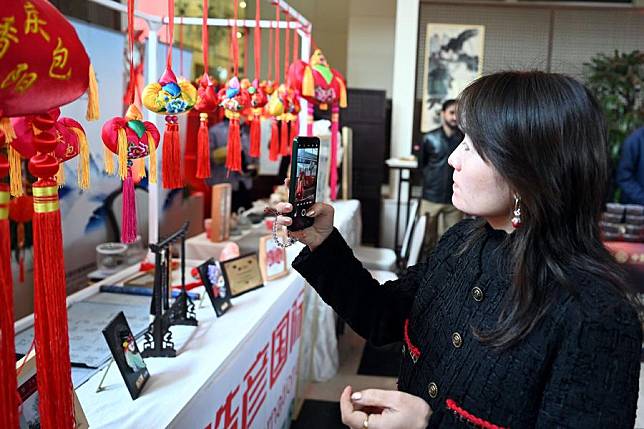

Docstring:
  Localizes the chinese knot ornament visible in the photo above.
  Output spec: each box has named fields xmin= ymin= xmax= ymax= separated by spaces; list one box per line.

xmin=218 ymin=76 xmax=250 ymax=173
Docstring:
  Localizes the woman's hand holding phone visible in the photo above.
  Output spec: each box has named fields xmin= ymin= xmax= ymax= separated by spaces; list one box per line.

xmin=275 ymin=178 xmax=334 ymax=251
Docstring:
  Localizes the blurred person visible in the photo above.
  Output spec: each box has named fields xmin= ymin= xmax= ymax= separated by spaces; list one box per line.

xmin=616 ymin=126 xmax=644 ymax=205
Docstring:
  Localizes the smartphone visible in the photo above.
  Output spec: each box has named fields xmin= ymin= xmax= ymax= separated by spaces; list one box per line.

xmin=288 ymin=136 xmax=320 ymax=231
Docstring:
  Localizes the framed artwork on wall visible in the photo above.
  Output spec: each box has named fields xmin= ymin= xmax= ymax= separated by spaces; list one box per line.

xmin=420 ymin=23 xmax=485 ymax=133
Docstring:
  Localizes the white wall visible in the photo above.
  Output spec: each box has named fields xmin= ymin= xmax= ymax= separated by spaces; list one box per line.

xmin=346 ymin=0 xmax=397 ymax=97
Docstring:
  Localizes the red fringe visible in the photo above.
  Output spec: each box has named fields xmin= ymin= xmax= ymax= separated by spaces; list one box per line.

xmin=307 ymin=103 xmax=314 ymax=136
xmin=0 ymin=189 xmax=19 ymax=429
xmin=226 ymin=118 xmax=242 ymax=173
xmin=445 ymin=399 xmax=507 ymax=429
xmin=403 ymin=319 xmax=421 ymax=362
xmin=32 ymin=180 xmax=75 ymax=429
xmin=162 ymin=119 xmax=183 ymax=189
xmin=195 ymin=116 xmax=211 ymax=179
xmin=269 ymin=118 xmax=280 ymax=161
xmin=290 ymin=118 xmax=299 ymax=151
xmin=250 ymin=115 xmax=261 ymax=158
xmin=280 ymin=120 xmax=289 ymax=156
xmin=121 ymin=170 xmax=137 ymax=244
xmin=330 ymin=105 xmax=340 ymax=200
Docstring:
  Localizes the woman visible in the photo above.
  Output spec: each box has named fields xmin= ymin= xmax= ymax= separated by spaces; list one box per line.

xmin=276 ymin=71 xmax=642 ymax=428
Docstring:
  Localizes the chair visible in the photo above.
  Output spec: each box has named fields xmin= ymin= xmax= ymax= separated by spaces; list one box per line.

xmin=368 ymin=214 xmax=427 ymax=283
xmin=354 ymin=200 xmax=419 ymax=271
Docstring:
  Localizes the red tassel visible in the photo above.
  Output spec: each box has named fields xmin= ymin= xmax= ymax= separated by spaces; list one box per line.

xmin=0 ymin=180 xmax=19 ymax=429
xmin=121 ymin=169 xmax=137 ymax=244
xmin=226 ymin=118 xmax=242 ymax=173
xmin=290 ymin=118 xmax=299 ymax=151
xmin=330 ymin=105 xmax=340 ymax=200
xmin=250 ymin=114 xmax=261 ymax=158
xmin=31 ymin=179 xmax=75 ymax=429
xmin=196 ymin=113 xmax=211 ymax=179
xmin=162 ymin=116 xmax=183 ymax=189
xmin=269 ymin=118 xmax=280 ymax=161
xmin=307 ymin=103 xmax=314 ymax=136
xmin=280 ymin=120 xmax=289 ymax=156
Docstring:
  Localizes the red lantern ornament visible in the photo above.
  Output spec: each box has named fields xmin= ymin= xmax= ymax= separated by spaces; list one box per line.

xmin=101 ymin=105 xmax=160 ymax=243
xmin=0 ymin=0 xmax=99 ymax=132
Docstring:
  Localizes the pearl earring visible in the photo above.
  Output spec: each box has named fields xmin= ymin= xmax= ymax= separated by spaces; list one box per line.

xmin=511 ymin=195 xmax=522 ymax=228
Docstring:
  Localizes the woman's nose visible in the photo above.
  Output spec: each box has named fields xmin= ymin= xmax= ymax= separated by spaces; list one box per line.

xmin=448 ymin=150 xmax=459 ymax=170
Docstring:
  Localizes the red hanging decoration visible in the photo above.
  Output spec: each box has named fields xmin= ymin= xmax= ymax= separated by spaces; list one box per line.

xmin=9 ymin=194 xmax=33 ymax=283
xmin=247 ymin=0 xmax=266 ymax=158
xmin=193 ymin=0 xmax=218 ymax=180
xmin=269 ymin=117 xmax=280 ymax=161
xmin=0 ymin=155 xmax=18 ymax=429
xmin=143 ymin=0 xmax=197 ymax=189
xmin=28 ymin=119 xmax=75 ymax=429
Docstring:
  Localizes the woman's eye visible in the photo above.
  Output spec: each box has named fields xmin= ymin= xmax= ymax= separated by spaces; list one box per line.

xmin=462 ymin=142 xmax=470 ymax=151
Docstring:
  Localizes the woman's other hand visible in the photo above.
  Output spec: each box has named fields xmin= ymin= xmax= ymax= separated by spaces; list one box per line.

xmin=274 ymin=178 xmax=334 ymax=251
xmin=340 ymin=386 xmax=432 ymax=429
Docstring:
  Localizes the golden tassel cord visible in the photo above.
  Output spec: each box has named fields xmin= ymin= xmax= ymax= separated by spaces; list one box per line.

xmin=56 ymin=164 xmax=65 ymax=188
xmin=104 ymin=146 xmax=114 ymax=175
xmin=86 ymin=64 xmax=100 ymax=121
xmin=72 ymin=128 xmax=91 ymax=190
xmin=117 ymin=128 xmax=128 ymax=180
xmin=0 ymin=118 xmax=16 ymax=142
xmin=8 ymin=146 xmax=23 ymax=197
xmin=147 ymin=131 xmax=157 ymax=184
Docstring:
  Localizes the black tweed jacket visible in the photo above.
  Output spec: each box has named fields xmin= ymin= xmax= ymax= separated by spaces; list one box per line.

xmin=292 ymin=219 xmax=642 ymax=428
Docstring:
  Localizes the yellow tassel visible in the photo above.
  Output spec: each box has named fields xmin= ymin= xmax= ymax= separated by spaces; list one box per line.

xmin=147 ymin=131 xmax=157 ymax=184
xmin=117 ymin=128 xmax=128 ymax=180
xmin=337 ymin=77 xmax=348 ymax=108
xmin=86 ymin=64 xmax=100 ymax=121
xmin=0 ymin=117 xmax=16 ymax=143
xmin=136 ymin=158 xmax=146 ymax=179
xmin=8 ymin=146 xmax=23 ymax=197
xmin=56 ymin=163 xmax=65 ymax=187
xmin=125 ymin=104 xmax=142 ymax=121
xmin=70 ymin=127 xmax=90 ymax=190
xmin=104 ymin=145 xmax=114 ymax=175
xmin=302 ymin=66 xmax=315 ymax=97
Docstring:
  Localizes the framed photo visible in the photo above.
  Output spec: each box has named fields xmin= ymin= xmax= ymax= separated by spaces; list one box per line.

xmin=102 ymin=311 xmax=150 ymax=400
xmin=220 ymin=253 xmax=264 ymax=297
xmin=196 ymin=258 xmax=233 ymax=317
xmin=16 ymin=350 xmax=89 ymax=429
xmin=420 ymin=23 xmax=485 ymax=132
xmin=259 ymin=235 xmax=289 ymax=281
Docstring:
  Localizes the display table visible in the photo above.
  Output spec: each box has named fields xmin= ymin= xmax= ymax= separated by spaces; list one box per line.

xmin=187 ymin=200 xmax=362 ymax=382
xmin=16 ymin=258 xmax=305 ymax=429
xmin=604 ymin=241 xmax=644 ymax=292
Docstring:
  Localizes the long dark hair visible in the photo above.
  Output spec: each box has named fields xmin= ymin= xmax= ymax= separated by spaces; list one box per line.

xmin=458 ymin=71 xmax=636 ymax=349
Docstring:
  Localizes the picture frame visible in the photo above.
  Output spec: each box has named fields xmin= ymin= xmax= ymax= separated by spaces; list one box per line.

xmin=420 ymin=23 xmax=485 ymax=132
xmin=258 ymin=235 xmax=289 ymax=282
xmin=196 ymin=258 xmax=233 ymax=317
xmin=220 ymin=252 xmax=264 ymax=297
xmin=16 ymin=349 xmax=89 ymax=429
xmin=102 ymin=311 xmax=150 ymax=400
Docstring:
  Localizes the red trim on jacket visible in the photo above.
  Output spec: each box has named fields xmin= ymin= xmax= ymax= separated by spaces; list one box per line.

xmin=403 ymin=319 xmax=421 ymax=362
xmin=446 ymin=399 xmax=507 ymax=429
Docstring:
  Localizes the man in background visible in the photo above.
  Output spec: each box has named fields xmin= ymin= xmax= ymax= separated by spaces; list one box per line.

xmin=207 ymin=118 xmax=258 ymax=212
xmin=617 ymin=126 xmax=644 ymax=206
xmin=419 ymin=99 xmax=464 ymax=253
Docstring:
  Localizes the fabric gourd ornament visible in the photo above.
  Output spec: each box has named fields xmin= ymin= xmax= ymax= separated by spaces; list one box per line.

xmin=265 ymin=85 xmax=286 ymax=161
xmin=142 ymin=0 xmax=197 ymax=189
xmin=0 ymin=155 xmax=18 ymax=429
xmin=246 ymin=79 xmax=268 ymax=158
xmin=193 ymin=0 xmax=217 ymax=179
xmin=101 ymin=105 xmax=160 ymax=244
xmin=288 ymin=49 xmax=347 ymax=199
xmin=0 ymin=0 xmax=100 ymax=198
xmin=11 ymin=109 xmax=90 ymax=191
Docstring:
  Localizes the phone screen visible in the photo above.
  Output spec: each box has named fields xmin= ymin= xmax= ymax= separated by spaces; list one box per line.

xmin=289 ymin=137 xmax=320 ymax=231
